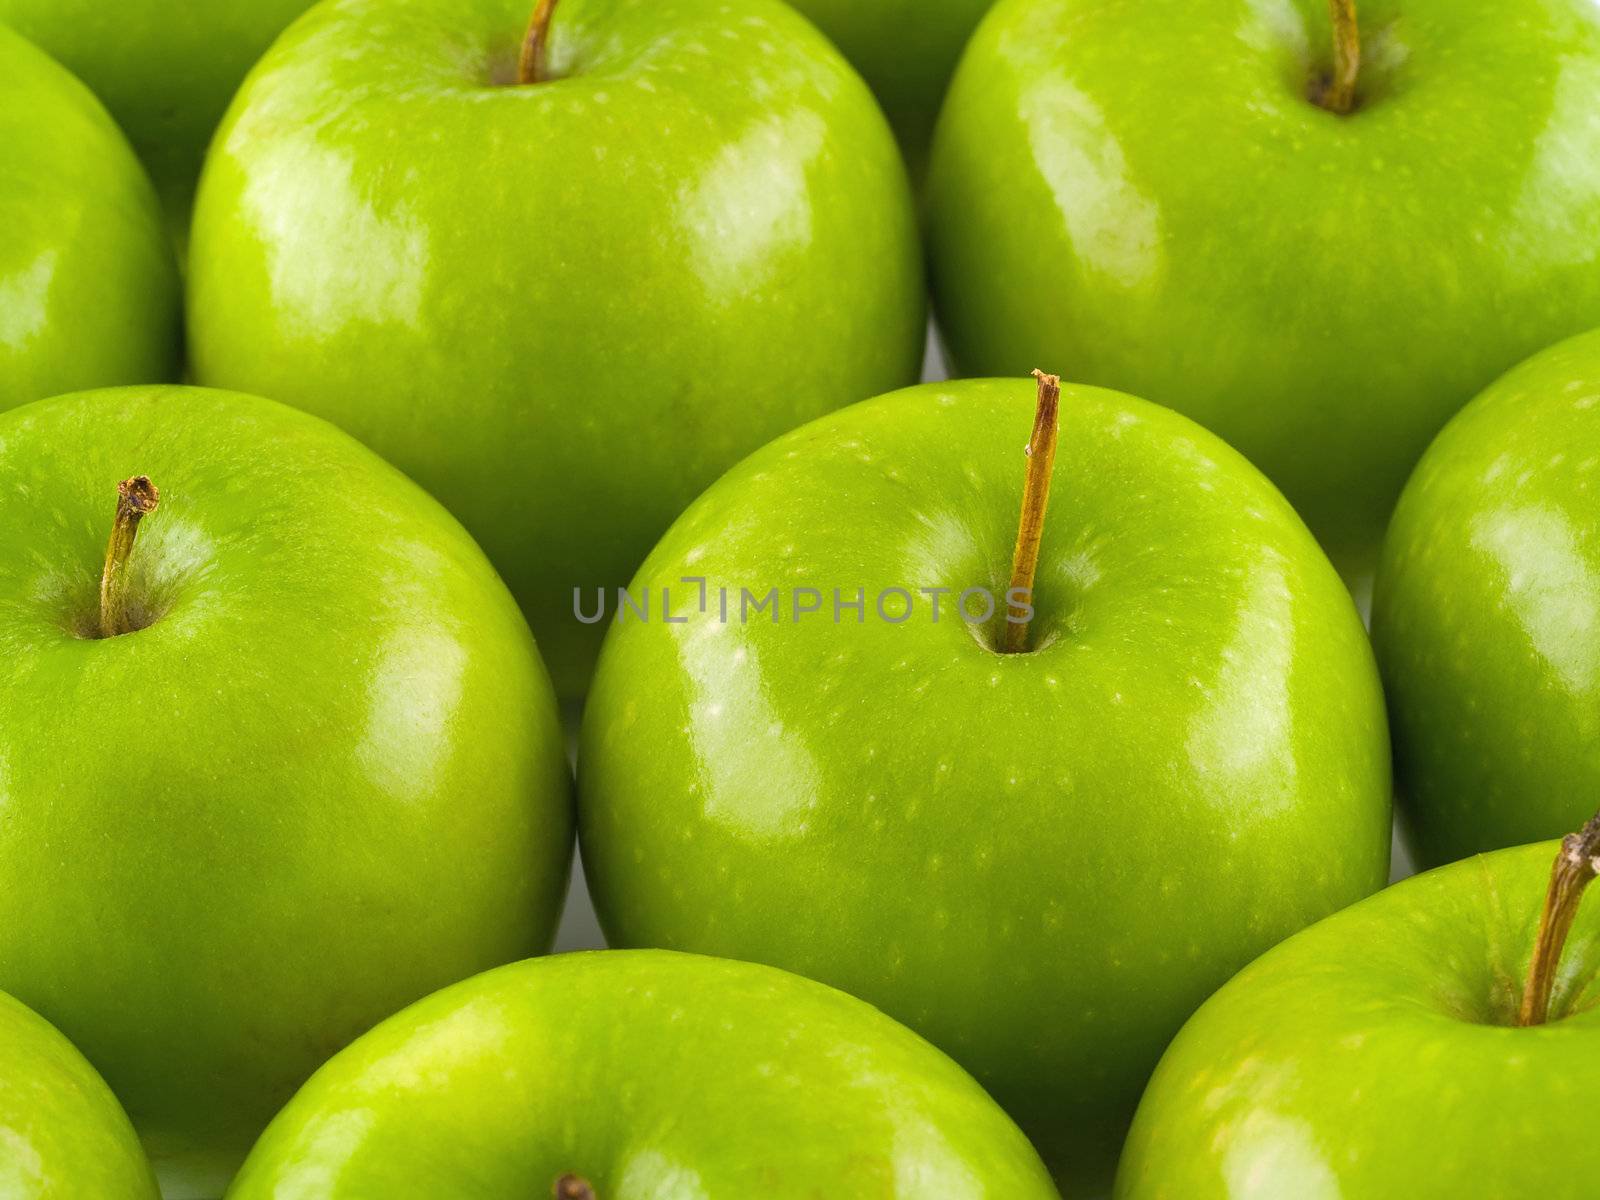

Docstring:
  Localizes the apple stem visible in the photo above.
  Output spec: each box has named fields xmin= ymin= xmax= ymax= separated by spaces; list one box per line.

xmin=553 ymin=1175 xmax=596 ymax=1200
xmin=99 ymin=475 xmax=160 ymax=639
xmin=1315 ymin=0 xmax=1361 ymax=114
xmin=518 ymin=0 xmax=559 ymax=85
xmin=1518 ymin=808 xmax=1600 ymax=1027
xmin=1001 ymin=370 xmax=1061 ymax=655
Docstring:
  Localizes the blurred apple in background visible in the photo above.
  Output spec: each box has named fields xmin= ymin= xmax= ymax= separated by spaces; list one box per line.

xmin=1374 ymin=327 xmax=1600 ymax=866
xmin=0 ymin=386 xmax=573 ymax=1195
xmin=227 ymin=951 xmax=1061 ymax=1197
xmin=0 ymin=0 xmax=318 ymax=238
xmin=927 ymin=0 xmax=1600 ymax=585
xmin=187 ymin=0 xmax=926 ymax=698
xmin=579 ymin=375 xmax=1391 ymax=1194
xmin=0 ymin=989 xmax=159 ymax=1200
xmin=783 ymin=0 xmax=994 ymax=178
xmin=0 ymin=25 xmax=178 ymax=412
xmin=1118 ymin=823 xmax=1600 ymax=1197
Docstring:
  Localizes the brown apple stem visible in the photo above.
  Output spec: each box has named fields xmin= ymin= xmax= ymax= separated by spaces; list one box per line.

xmin=518 ymin=0 xmax=559 ymax=85
xmin=1315 ymin=0 xmax=1360 ymax=114
xmin=1001 ymin=370 xmax=1061 ymax=654
xmin=1518 ymin=808 xmax=1600 ymax=1027
xmin=553 ymin=1175 xmax=596 ymax=1200
xmin=99 ymin=476 xmax=160 ymax=639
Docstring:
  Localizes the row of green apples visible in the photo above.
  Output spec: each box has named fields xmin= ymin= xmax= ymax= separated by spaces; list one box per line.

xmin=15 ymin=0 xmax=1600 ymax=694
xmin=8 ymin=345 xmax=1600 ymax=1200
xmin=0 ymin=0 xmax=987 ymax=232
xmin=5 ymin=0 xmax=1600 ymax=1196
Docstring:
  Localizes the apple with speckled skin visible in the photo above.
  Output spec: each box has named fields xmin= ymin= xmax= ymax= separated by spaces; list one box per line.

xmin=0 ymin=24 xmax=177 ymax=411
xmin=928 ymin=0 xmax=1600 ymax=581
xmin=187 ymin=0 xmax=925 ymax=698
xmin=0 ymin=0 xmax=319 ymax=237
xmin=0 ymin=386 xmax=572 ymax=1195
xmin=0 ymin=989 xmax=159 ymax=1199
xmin=226 ymin=951 xmax=1060 ymax=1198
xmin=1118 ymin=829 xmax=1600 ymax=1197
xmin=1374 ymin=327 xmax=1600 ymax=866
xmin=578 ymin=376 xmax=1392 ymax=1194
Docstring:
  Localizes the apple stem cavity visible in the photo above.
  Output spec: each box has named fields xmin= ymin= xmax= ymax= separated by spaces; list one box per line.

xmin=518 ymin=0 xmax=560 ymax=85
xmin=98 ymin=475 xmax=160 ymax=639
xmin=554 ymin=1174 xmax=596 ymax=1200
xmin=1001 ymin=370 xmax=1061 ymax=655
xmin=1313 ymin=0 xmax=1361 ymax=115
xmin=1518 ymin=808 xmax=1600 ymax=1027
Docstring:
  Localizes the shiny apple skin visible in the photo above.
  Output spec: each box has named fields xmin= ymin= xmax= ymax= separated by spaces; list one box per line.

xmin=927 ymin=0 xmax=1600 ymax=577
xmin=187 ymin=0 xmax=926 ymax=698
xmin=0 ymin=25 xmax=178 ymax=411
xmin=0 ymin=0 xmax=317 ymax=234
xmin=0 ymin=990 xmax=159 ymax=1200
xmin=783 ymin=0 xmax=995 ymax=177
xmin=226 ymin=950 xmax=1059 ymax=1198
xmin=1373 ymin=328 xmax=1600 ymax=866
xmin=578 ymin=378 xmax=1392 ymax=1194
xmin=0 ymin=386 xmax=572 ymax=1192
xmin=1118 ymin=840 xmax=1600 ymax=1198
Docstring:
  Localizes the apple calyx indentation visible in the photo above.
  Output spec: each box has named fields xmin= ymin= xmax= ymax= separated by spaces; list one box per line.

xmin=554 ymin=1173 xmax=596 ymax=1200
xmin=98 ymin=475 xmax=160 ymax=640
xmin=1518 ymin=808 xmax=1600 ymax=1027
xmin=1309 ymin=0 xmax=1361 ymax=115
xmin=999 ymin=369 xmax=1062 ymax=655
xmin=518 ymin=0 xmax=560 ymax=86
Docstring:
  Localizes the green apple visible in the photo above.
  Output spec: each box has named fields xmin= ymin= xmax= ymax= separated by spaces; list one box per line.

xmin=1373 ymin=327 xmax=1600 ymax=866
xmin=782 ymin=0 xmax=994 ymax=178
xmin=0 ymin=0 xmax=318 ymax=235
xmin=1117 ymin=822 xmax=1600 ymax=1197
xmin=0 ymin=25 xmax=178 ymax=412
xmin=0 ymin=989 xmax=158 ymax=1199
xmin=187 ymin=0 xmax=926 ymax=698
xmin=0 ymin=385 xmax=572 ymax=1194
xmin=578 ymin=376 xmax=1392 ymax=1194
xmin=926 ymin=0 xmax=1600 ymax=580
xmin=227 ymin=950 xmax=1059 ymax=1197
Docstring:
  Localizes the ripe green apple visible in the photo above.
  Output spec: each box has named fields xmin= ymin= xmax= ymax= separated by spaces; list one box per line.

xmin=782 ymin=0 xmax=994 ymax=177
xmin=0 ymin=0 xmax=318 ymax=235
xmin=1373 ymin=327 xmax=1600 ymax=866
xmin=0 ymin=386 xmax=573 ymax=1194
xmin=926 ymin=0 xmax=1600 ymax=580
xmin=0 ymin=989 xmax=158 ymax=1199
xmin=578 ymin=376 xmax=1392 ymax=1193
xmin=1117 ymin=832 xmax=1600 ymax=1196
xmin=227 ymin=950 xmax=1059 ymax=1197
xmin=187 ymin=0 xmax=926 ymax=698
xmin=0 ymin=25 xmax=178 ymax=412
